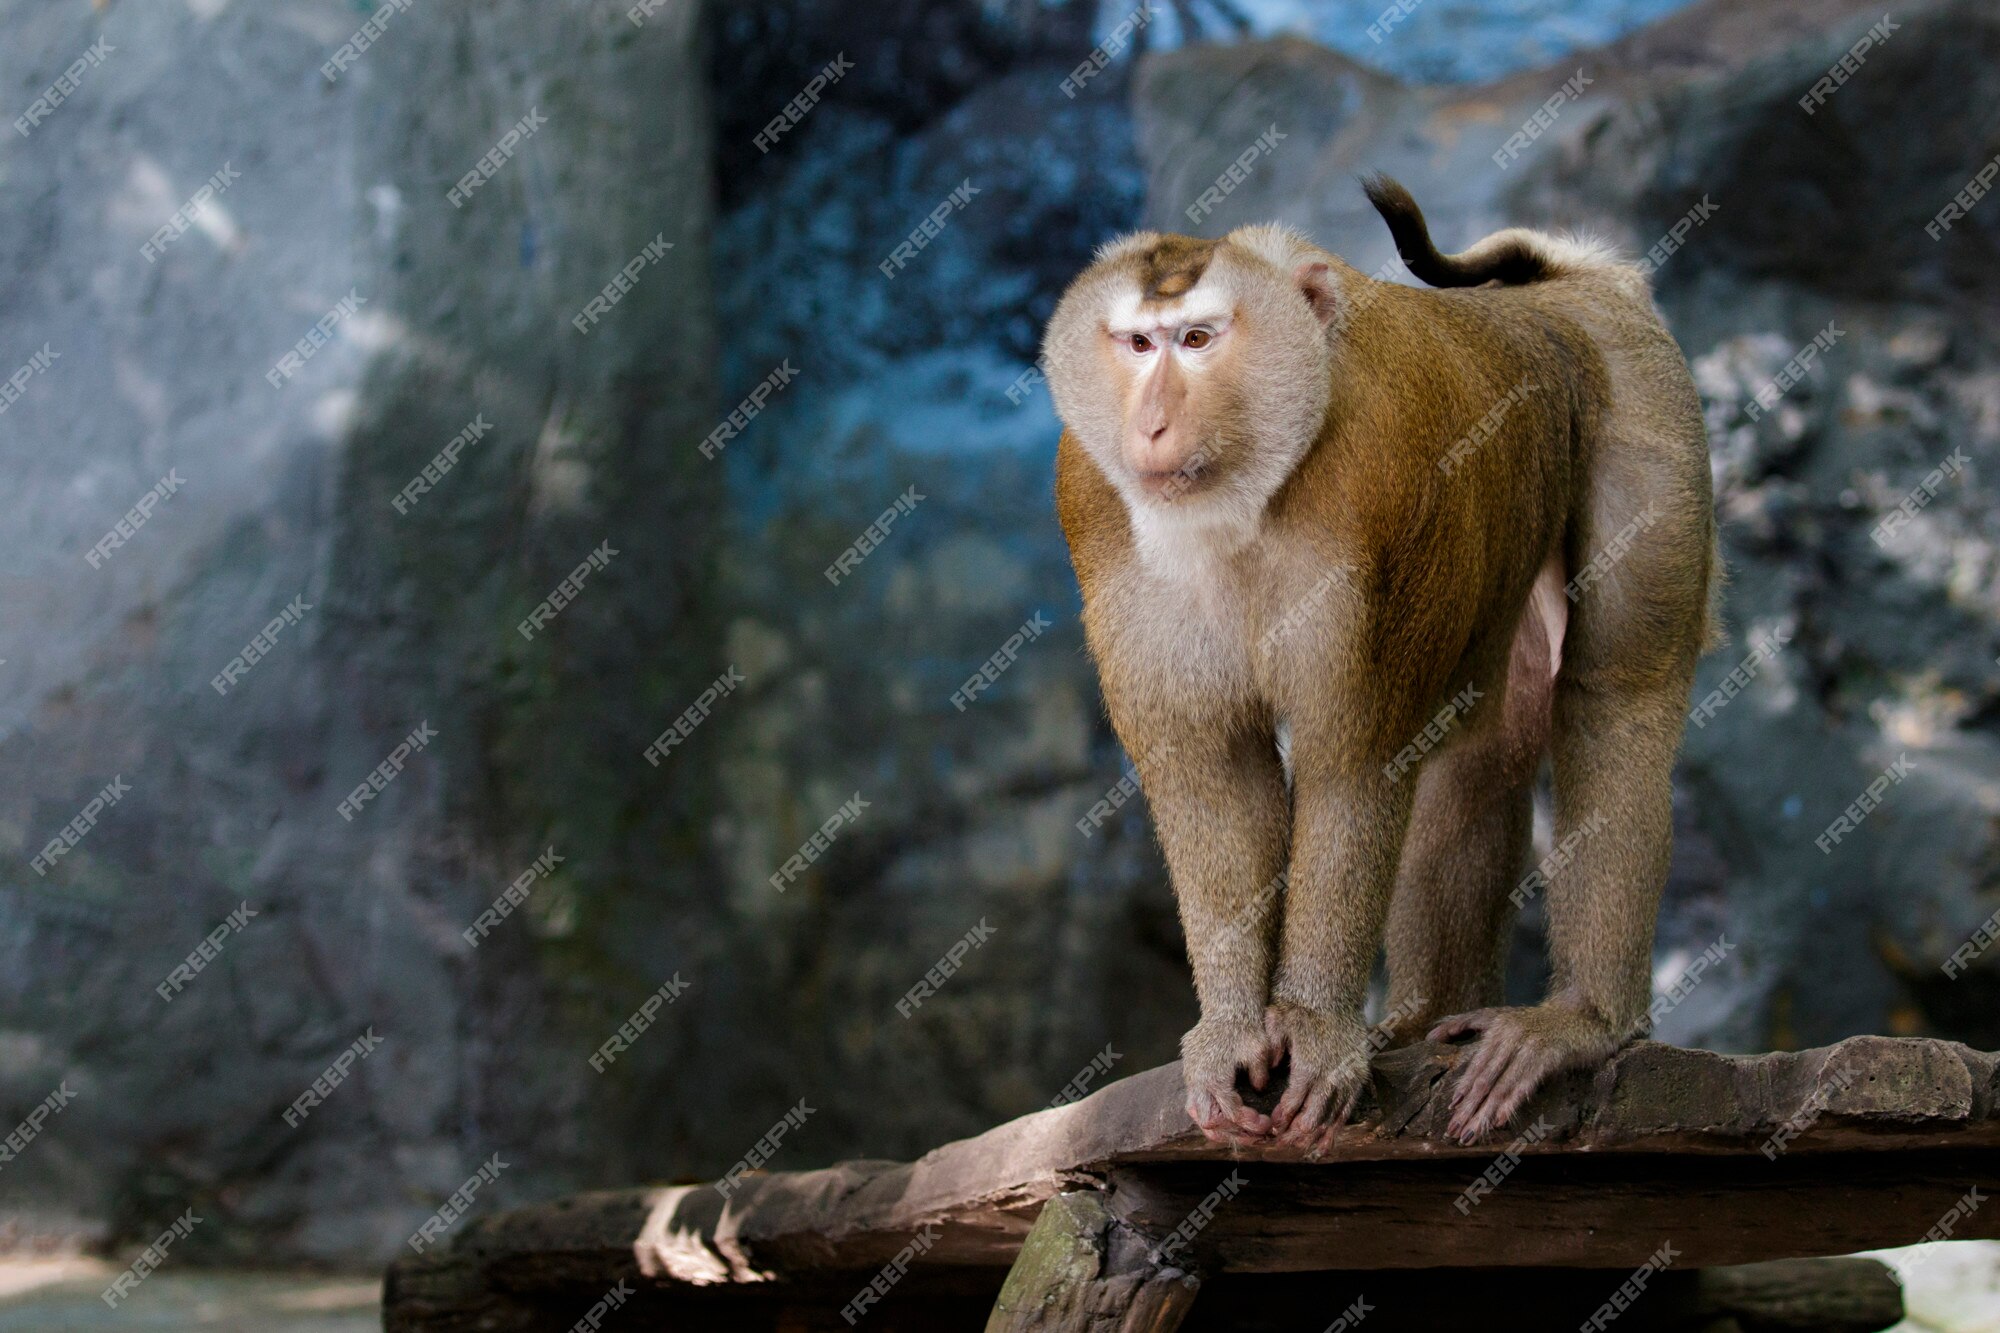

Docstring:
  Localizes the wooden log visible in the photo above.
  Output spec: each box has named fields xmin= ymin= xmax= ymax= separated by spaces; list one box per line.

xmin=384 ymin=1037 xmax=2000 ymax=1326
xmin=1171 ymin=1257 xmax=1901 ymax=1332
xmin=382 ymin=1254 xmax=1902 ymax=1333
xmin=1694 ymin=1257 xmax=1903 ymax=1331
xmin=382 ymin=1252 xmax=546 ymax=1333
xmin=985 ymin=1191 xmax=1200 ymax=1332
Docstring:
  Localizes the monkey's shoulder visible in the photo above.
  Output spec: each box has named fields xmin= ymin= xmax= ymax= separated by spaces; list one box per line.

xmin=1054 ymin=431 xmax=1129 ymax=567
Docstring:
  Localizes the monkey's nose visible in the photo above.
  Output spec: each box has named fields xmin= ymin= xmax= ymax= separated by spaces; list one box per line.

xmin=1127 ymin=424 xmax=1196 ymax=482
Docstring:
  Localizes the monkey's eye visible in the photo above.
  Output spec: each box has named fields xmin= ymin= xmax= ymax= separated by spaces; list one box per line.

xmin=1128 ymin=333 xmax=1155 ymax=353
xmin=1181 ymin=327 xmax=1214 ymax=350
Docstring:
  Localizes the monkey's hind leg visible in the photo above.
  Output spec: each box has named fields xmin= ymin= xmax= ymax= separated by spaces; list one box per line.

xmin=1381 ymin=568 xmax=1556 ymax=1046
xmin=1434 ymin=445 xmax=1710 ymax=1144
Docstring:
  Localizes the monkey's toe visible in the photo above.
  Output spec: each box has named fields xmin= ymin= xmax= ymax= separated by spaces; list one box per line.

xmin=1433 ymin=1004 xmax=1619 ymax=1144
xmin=1434 ymin=1008 xmax=1532 ymax=1142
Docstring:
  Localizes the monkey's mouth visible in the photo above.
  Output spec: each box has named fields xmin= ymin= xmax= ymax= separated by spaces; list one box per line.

xmin=1135 ymin=457 xmax=1213 ymax=502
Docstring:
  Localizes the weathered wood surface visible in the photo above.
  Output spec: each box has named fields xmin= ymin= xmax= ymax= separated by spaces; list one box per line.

xmin=382 ymin=1035 xmax=2000 ymax=1327
xmin=1104 ymin=1146 xmax=1997 ymax=1269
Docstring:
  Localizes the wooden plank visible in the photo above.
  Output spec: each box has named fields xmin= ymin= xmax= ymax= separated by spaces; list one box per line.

xmin=385 ymin=1037 xmax=2000 ymax=1322
xmin=1104 ymin=1147 xmax=2000 ymax=1270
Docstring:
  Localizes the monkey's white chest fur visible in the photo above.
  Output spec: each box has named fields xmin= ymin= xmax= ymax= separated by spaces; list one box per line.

xmin=1092 ymin=503 xmax=1354 ymax=720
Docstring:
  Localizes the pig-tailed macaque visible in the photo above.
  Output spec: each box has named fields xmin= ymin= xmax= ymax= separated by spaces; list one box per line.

xmin=1044 ymin=176 xmax=1717 ymax=1147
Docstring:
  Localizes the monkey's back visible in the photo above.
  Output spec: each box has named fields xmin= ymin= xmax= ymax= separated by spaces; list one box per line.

xmin=1284 ymin=275 xmax=1611 ymax=675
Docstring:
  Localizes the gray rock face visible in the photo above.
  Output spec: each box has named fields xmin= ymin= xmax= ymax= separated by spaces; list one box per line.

xmin=0 ymin=0 xmax=719 ymax=1265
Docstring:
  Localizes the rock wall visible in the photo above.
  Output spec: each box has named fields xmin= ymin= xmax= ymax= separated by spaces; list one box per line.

xmin=0 ymin=0 xmax=719 ymax=1263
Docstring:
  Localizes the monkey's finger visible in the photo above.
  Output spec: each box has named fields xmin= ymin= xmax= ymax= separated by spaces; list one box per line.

xmin=1193 ymin=1107 xmax=1261 ymax=1147
xmin=1206 ymin=1082 xmax=1271 ymax=1138
xmin=1313 ymin=1115 xmax=1345 ymax=1157
xmin=1232 ymin=1102 xmax=1273 ymax=1137
xmin=1221 ymin=1080 xmax=1273 ymax=1136
xmin=1196 ymin=1118 xmax=1253 ymax=1146
xmin=1269 ymin=1078 xmax=1313 ymax=1132
xmin=1296 ymin=1112 xmax=1344 ymax=1160
xmin=1332 ymin=1077 xmax=1366 ymax=1129
xmin=1276 ymin=1081 xmax=1335 ymax=1146
xmin=1188 ymin=1090 xmax=1251 ymax=1143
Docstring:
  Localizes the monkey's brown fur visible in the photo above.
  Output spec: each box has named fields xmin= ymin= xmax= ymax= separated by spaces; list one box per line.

xmin=1045 ymin=183 xmax=1716 ymax=1147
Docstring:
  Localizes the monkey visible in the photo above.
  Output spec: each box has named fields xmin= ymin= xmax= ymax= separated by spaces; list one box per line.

xmin=1042 ymin=175 xmax=1717 ymax=1149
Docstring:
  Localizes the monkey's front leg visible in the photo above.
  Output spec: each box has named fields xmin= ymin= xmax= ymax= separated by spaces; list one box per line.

xmin=1138 ymin=723 xmax=1293 ymax=1144
xmin=1265 ymin=756 xmax=1416 ymax=1151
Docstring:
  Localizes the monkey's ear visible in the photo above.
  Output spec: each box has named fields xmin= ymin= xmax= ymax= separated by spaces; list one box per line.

xmin=1294 ymin=261 xmax=1339 ymax=327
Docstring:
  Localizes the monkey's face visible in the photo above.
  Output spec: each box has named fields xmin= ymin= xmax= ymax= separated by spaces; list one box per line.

xmin=1043 ymin=225 xmax=1338 ymax=522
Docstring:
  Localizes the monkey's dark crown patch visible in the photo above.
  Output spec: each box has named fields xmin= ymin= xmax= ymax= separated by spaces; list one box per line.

xmin=1138 ymin=236 xmax=1218 ymax=302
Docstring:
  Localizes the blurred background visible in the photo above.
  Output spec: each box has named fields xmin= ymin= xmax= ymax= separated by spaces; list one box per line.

xmin=3 ymin=0 xmax=1999 ymax=1324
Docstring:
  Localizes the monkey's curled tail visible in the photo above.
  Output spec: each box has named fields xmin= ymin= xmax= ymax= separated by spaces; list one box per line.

xmin=1361 ymin=173 xmax=1628 ymax=291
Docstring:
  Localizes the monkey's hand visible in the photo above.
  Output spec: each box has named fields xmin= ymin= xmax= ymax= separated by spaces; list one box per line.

xmin=1180 ymin=1015 xmax=1279 ymax=1144
xmin=1430 ymin=1003 xmax=1627 ymax=1145
xmin=1262 ymin=1001 xmax=1372 ymax=1153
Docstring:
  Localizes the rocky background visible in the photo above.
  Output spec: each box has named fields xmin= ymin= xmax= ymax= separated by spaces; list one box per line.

xmin=1 ymin=0 xmax=1996 ymax=1273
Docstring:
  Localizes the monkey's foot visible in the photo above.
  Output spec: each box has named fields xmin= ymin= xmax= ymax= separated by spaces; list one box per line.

xmin=1261 ymin=1001 xmax=1371 ymax=1153
xmin=1429 ymin=1003 xmax=1623 ymax=1145
xmin=1180 ymin=1015 xmax=1279 ymax=1144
